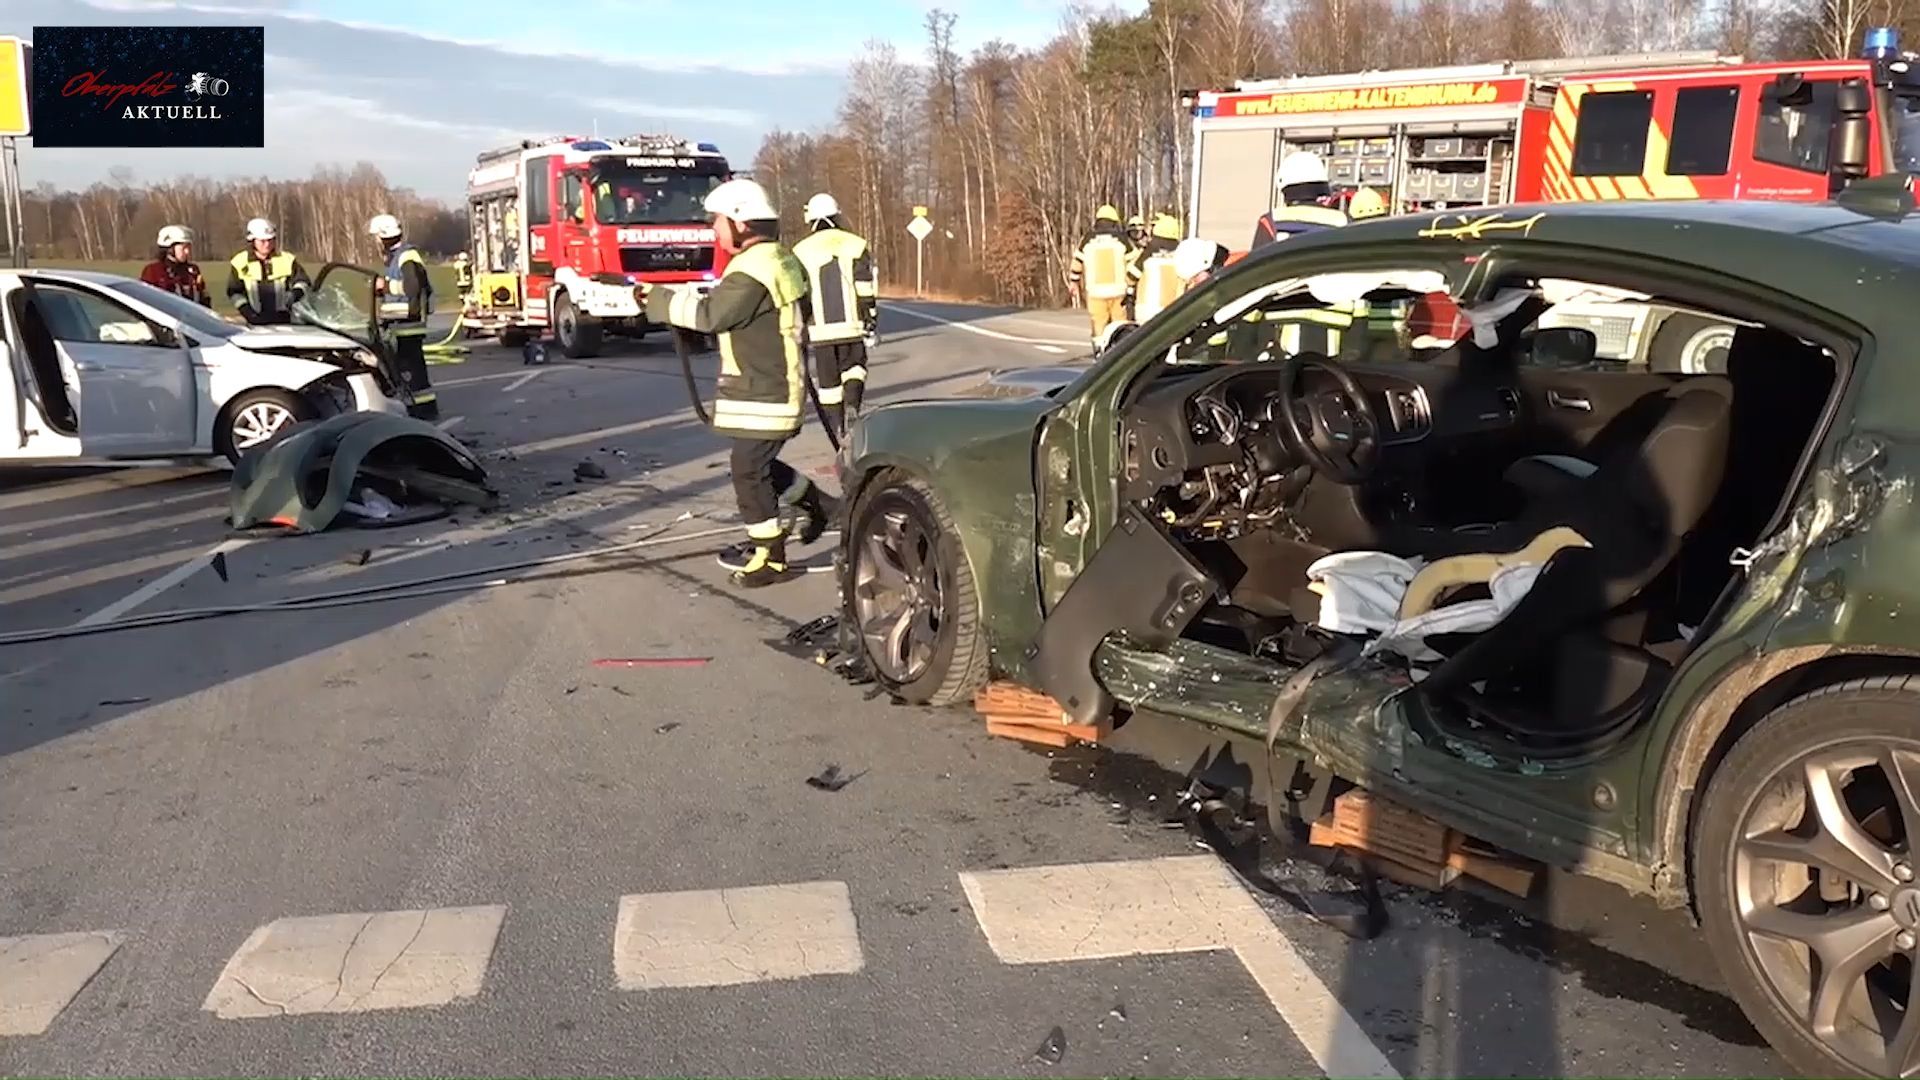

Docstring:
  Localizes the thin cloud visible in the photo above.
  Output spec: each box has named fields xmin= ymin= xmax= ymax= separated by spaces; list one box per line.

xmin=572 ymin=97 xmax=762 ymax=130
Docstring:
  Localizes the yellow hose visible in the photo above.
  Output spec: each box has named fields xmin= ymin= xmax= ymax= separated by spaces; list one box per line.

xmin=425 ymin=311 xmax=470 ymax=363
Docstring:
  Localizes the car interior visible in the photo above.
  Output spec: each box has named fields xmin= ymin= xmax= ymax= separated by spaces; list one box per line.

xmin=1111 ymin=258 xmax=1840 ymax=759
xmin=7 ymin=283 xmax=79 ymax=436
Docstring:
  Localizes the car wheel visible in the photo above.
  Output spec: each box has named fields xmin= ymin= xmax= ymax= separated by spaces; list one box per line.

xmin=1695 ymin=676 xmax=1920 ymax=1079
xmin=842 ymin=470 xmax=989 ymax=706
xmin=552 ymin=291 xmax=603 ymax=359
xmin=1651 ymin=313 xmax=1737 ymax=375
xmin=216 ymin=388 xmax=315 ymax=464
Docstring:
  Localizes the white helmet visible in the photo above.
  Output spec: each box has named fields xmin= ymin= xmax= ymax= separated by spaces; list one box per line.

xmin=367 ymin=213 xmax=403 ymax=240
xmin=245 ymin=217 xmax=276 ymax=241
xmin=702 ymin=178 xmax=778 ymax=222
xmin=157 ymin=224 xmax=193 ymax=247
xmin=1277 ymin=150 xmax=1329 ymax=188
xmin=1173 ymin=237 xmax=1224 ymax=282
xmin=802 ymin=192 xmax=840 ymax=224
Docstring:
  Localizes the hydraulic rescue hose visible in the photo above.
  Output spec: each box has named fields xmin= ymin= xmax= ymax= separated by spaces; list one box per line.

xmin=424 ymin=311 xmax=470 ymax=362
xmin=671 ymin=324 xmax=842 ymax=453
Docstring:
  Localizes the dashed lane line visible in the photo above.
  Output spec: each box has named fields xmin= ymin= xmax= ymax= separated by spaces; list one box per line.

xmin=436 ymin=415 xmax=465 ymax=433
xmin=883 ymin=301 xmax=1087 ymax=350
xmin=501 ymin=369 xmax=544 ymax=393
xmin=73 ymin=536 xmax=252 ymax=628
xmin=0 ymin=931 xmax=126 ymax=1037
xmin=613 ymin=881 xmax=863 ymax=990
xmin=960 ymin=855 xmax=1401 ymax=1079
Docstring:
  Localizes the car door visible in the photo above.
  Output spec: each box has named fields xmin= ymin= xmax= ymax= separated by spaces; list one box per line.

xmin=31 ymin=280 xmax=195 ymax=454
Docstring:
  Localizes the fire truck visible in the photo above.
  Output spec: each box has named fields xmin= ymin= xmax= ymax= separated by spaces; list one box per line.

xmin=465 ymin=134 xmax=731 ymax=358
xmin=1184 ymin=32 xmax=1920 ymax=372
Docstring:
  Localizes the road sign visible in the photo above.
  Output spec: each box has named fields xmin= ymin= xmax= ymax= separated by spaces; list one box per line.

xmin=0 ymin=38 xmax=27 ymax=137
xmin=912 ymin=205 xmax=929 ymax=217
xmin=906 ymin=216 xmax=933 ymax=241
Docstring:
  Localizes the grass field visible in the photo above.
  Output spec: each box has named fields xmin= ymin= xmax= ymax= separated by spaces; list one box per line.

xmin=37 ymin=259 xmax=463 ymax=318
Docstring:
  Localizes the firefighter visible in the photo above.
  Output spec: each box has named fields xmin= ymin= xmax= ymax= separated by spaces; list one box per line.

xmin=367 ymin=213 xmax=439 ymax=420
xmin=1250 ymin=151 xmax=1349 ymax=250
xmin=1068 ymin=205 xmax=1132 ymax=348
xmin=1125 ymin=213 xmax=1147 ymax=248
xmin=1173 ymin=238 xmax=1227 ymax=289
xmin=1348 ymin=186 xmax=1389 ymax=221
xmin=793 ymin=192 xmax=877 ymax=440
xmin=225 ymin=218 xmax=311 ymax=326
xmin=1127 ymin=213 xmax=1185 ymax=324
xmin=641 ymin=178 xmax=839 ymax=588
xmin=140 ymin=225 xmax=210 ymax=307
xmin=453 ymin=252 xmax=474 ymax=298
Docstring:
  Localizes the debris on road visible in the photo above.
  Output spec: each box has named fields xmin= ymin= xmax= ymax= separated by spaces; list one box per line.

xmin=1032 ymin=1025 xmax=1067 ymax=1066
xmin=210 ymin=550 xmax=230 ymax=582
xmin=655 ymin=722 xmax=682 ymax=734
xmin=343 ymin=549 xmax=373 ymax=567
xmin=777 ymin=615 xmax=875 ymax=687
xmin=805 ymin=764 xmax=863 ymax=792
xmin=974 ymin=682 xmax=1107 ymax=748
xmin=573 ymin=460 xmax=608 ymax=481
xmin=97 ymin=697 xmax=151 ymax=707
xmin=228 ymin=414 xmax=496 ymax=534
xmin=592 ymin=657 xmax=712 ymax=668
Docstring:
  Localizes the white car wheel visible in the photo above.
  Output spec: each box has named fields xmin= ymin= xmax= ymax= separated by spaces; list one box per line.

xmin=217 ymin=388 xmax=317 ymax=464
xmin=232 ymin=401 xmax=296 ymax=449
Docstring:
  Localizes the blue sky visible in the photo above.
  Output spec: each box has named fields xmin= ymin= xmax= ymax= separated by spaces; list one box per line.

xmin=3 ymin=0 xmax=1130 ymax=199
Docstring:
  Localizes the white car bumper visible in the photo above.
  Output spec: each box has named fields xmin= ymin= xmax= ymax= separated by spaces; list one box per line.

xmin=349 ymin=372 xmax=406 ymax=415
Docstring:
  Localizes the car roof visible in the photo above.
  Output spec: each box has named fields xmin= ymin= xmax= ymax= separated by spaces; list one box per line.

xmin=1261 ymin=198 xmax=1920 ymax=322
xmin=15 ymin=268 xmax=133 ymax=286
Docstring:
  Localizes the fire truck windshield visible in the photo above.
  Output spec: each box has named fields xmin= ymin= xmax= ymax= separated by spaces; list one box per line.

xmin=1892 ymin=92 xmax=1920 ymax=173
xmin=590 ymin=165 xmax=724 ymax=225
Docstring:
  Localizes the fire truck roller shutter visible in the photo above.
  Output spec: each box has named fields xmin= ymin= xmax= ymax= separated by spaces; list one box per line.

xmin=1195 ymin=128 xmax=1278 ymax=248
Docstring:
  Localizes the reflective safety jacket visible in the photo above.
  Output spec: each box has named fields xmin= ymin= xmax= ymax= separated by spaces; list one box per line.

xmin=1128 ymin=239 xmax=1183 ymax=323
xmin=1070 ymin=228 xmax=1132 ymax=301
xmin=226 ymin=249 xmax=311 ymax=325
xmin=647 ymin=239 xmax=810 ymax=440
xmin=1250 ymin=203 xmax=1349 ymax=251
xmin=379 ymin=242 xmax=433 ymax=336
xmin=793 ymin=226 xmax=876 ymax=345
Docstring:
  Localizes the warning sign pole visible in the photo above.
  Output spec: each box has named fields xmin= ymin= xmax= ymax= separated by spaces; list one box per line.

xmin=0 ymin=37 xmax=30 ymax=267
xmin=907 ymin=206 xmax=932 ymax=299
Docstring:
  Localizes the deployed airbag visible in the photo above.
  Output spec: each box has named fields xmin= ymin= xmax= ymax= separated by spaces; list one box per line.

xmin=228 ymin=412 xmax=495 ymax=533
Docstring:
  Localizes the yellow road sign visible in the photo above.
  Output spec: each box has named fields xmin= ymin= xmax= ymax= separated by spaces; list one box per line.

xmin=0 ymin=37 xmax=27 ymax=137
xmin=912 ymin=205 xmax=928 ymax=217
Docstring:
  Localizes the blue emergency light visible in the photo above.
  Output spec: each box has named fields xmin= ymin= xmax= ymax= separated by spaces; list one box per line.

xmin=1866 ymin=26 xmax=1901 ymax=59
xmin=571 ymin=139 xmax=613 ymax=151
xmin=697 ymin=142 xmax=720 ymax=152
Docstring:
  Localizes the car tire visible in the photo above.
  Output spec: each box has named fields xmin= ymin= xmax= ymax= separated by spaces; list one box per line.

xmin=842 ymin=470 xmax=989 ymax=706
xmin=1650 ymin=313 xmax=1736 ymax=375
xmin=1693 ymin=676 xmax=1920 ymax=1080
xmin=553 ymin=291 xmax=603 ymax=359
xmin=215 ymin=388 xmax=315 ymax=465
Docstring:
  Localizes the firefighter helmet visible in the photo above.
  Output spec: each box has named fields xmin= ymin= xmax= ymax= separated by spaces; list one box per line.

xmin=367 ymin=213 xmax=403 ymax=240
xmin=157 ymin=225 xmax=193 ymax=247
xmin=704 ymin=178 xmax=779 ymax=222
xmin=245 ymin=217 xmax=276 ymax=241
xmin=1095 ymin=204 xmax=1121 ymax=223
xmin=802 ymin=192 xmax=841 ymax=224
xmin=1151 ymin=214 xmax=1181 ymax=240
xmin=1173 ymin=237 xmax=1224 ymax=282
xmin=1349 ymin=187 xmax=1389 ymax=219
xmin=1277 ymin=150 xmax=1329 ymax=188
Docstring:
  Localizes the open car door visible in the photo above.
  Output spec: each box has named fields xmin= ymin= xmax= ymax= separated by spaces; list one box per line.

xmin=294 ymin=263 xmax=412 ymax=407
xmin=2 ymin=275 xmax=83 ymax=459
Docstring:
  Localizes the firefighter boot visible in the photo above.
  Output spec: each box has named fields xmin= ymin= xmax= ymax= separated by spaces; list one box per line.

xmin=733 ymin=536 xmax=800 ymax=588
xmin=821 ymin=402 xmax=846 ymax=442
xmin=844 ymin=377 xmax=865 ymax=417
xmin=795 ymin=482 xmax=841 ymax=546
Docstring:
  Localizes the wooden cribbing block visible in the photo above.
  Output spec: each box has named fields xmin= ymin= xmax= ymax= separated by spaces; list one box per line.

xmin=1308 ymin=789 xmax=1540 ymax=897
xmin=974 ymin=682 xmax=1107 ymax=747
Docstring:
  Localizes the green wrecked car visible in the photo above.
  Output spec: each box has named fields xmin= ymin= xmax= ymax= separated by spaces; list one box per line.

xmin=835 ymin=192 xmax=1920 ymax=1077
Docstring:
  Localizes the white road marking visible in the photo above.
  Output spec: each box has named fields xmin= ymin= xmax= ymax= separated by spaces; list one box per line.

xmin=0 ymin=484 xmax=222 ymax=540
xmin=435 ymin=415 xmax=465 ymax=432
xmin=883 ymin=302 xmax=1086 ymax=346
xmin=436 ymin=368 xmax=568 ymax=389
xmin=501 ymin=370 xmax=544 ymax=393
xmin=0 ymin=930 xmax=125 ymax=1037
xmin=74 ymin=537 xmax=251 ymax=628
xmin=960 ymin=856 xmax=1400 ymax=1079
xmin=502 ymin=415 xmax=679 ymax=458
xmin=203 ymin=905 xmax=507 ymax=1019
xmin=1033 ymin=344 xmax=1068 ymax=354
xmin=0 ymin=504 xmax=216 ymax=564
xmin=0 ymin=468 xmax=217 ymax=513
xmin=613 ymin=881 xmax=863 ymax=990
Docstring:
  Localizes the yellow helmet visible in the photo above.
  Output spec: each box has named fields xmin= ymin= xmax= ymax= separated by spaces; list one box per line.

xmin=1151 ymin=213 xmax=1181 ymax=240
xmin=1096 ymin=204 xmax=1121 ymax=223
xmin=1349 ymin=186 xmax=1388 ymax=220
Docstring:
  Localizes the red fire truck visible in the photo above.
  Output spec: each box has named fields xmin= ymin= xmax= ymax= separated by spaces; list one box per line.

xmin=1185 ymin=35 xmax=1920 ymax=371
xmin=465 ymin=135 xmax=731 ymax=358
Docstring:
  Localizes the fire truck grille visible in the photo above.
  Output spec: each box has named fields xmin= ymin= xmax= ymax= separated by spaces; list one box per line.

xmin=620 ymin=246 xmax=715 ymax=274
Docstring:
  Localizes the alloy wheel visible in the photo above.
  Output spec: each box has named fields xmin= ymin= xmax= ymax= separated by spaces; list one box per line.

xmin=1733 ymin=740 xmax=1920 ymax=1076
xmin=231 ymin=401 xmax=295 ymax=450
xmin=851 ymin=501 xmax=944 ymax=684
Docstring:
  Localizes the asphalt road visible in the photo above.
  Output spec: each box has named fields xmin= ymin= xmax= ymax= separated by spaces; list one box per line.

xmin=0 ymin=301 xmax=1788 ymax=1077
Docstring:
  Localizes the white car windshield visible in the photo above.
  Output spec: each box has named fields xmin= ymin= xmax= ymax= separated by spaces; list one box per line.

xmin=101 ymin=279 xmax=242 ymax=339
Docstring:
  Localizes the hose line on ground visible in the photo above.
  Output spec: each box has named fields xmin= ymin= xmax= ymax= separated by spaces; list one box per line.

xmin=425 ymin=312 xmax=470 ymax=360
xmin=0 ymin=517 xmax=791 ymax=648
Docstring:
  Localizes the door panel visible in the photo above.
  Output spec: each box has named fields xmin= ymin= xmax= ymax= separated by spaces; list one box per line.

xmin=33 ymin=282 xmax=194 ymax=454
xmin=1511 ymin=366 xmax=1673 ymax=457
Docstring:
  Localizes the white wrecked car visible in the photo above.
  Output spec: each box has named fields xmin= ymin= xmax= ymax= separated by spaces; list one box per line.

xmin=1 ymin=265 xmax=407 ymax=465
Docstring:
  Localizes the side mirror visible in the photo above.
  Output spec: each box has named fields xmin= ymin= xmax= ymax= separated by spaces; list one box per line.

xmin=1834 ymin=77 xmax=1874 ymax=178
xmin=153 ymin=323 xmax=182 ymax=349
xmin=1528 ymin=327 xmax=1597 ymax=368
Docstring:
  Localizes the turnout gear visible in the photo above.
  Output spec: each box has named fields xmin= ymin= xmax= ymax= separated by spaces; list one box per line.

xmin=244 ymin=217 xmax=276 ymax=242
xmin=1251 ymin=202 xmax=1348 ymax=250
xmin=1277 ymin=150 xmax=1330 ymax=187
xmin=142 ymin=224 xmax=209 ymax=307
xmin=375 ymin=226 xmax=437 ymax=419
xmin=648 ymin=225 xmax=840 ymax=588
xmin=1173 ymin=238 xmax=1226 ymax=284
xmin=802 ymin=192 xmax=841 ymax=224
xmin=794 ymin=211 xmax=877 ymax=437
xmin=157 ymin=224 xmax=193 ymax=248
xmin=453 ymin=252 xmax=473 ymax=295
xmin=704 ymin=178 xmax=780 ymax=222
xmin=1252 ymin=152 xmax=1346 ymax=249
xmin=1070 ymin=209 xmax=1135 ymax=346
xmin=1126 ymin=215 xmax=1185 ymax=324
xmin=227 ymin=240 xmax=311 ymax=326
